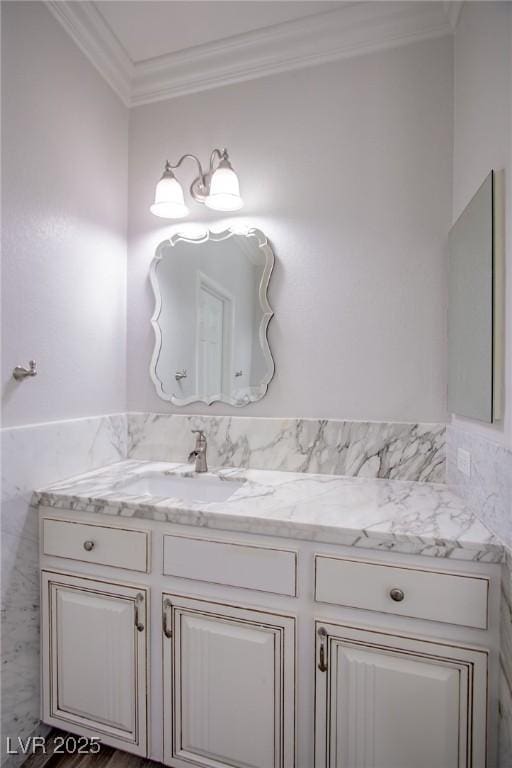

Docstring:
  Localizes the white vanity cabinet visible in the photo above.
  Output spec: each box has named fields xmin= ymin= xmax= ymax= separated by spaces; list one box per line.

xmin=314 ymin=621 xmax=488 ymax=768
xmin=162 ymin=594 xmax=295 ymax=768
xmin=38 ymin=507 xmax=501 ymax=768
xmin=40 ymin=571 xmax=148 ymax=756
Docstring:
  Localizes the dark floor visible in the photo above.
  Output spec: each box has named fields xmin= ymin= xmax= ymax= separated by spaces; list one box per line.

xmin=22 ymin=732 xmax=161 ymax=768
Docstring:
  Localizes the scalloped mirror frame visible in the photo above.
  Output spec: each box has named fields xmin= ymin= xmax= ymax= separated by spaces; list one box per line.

xmin=149 ymin=227 xmax=275 ymax=406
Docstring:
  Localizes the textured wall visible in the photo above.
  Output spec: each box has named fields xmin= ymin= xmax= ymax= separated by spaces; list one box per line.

xmin=1 ymin=2 xmax=128 ymax=763
xmin=1 ymin=1 xmax=129 ymax=428
xmin=127 ymin=35 xmax=453 ymax=422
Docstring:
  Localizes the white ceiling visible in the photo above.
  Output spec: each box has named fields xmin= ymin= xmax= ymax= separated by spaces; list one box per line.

xmin=94 ymin=1 xmax=342 ymax=63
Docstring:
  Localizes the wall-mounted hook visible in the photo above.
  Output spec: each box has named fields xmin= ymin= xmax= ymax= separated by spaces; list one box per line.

xmin=175 ymin=369 xmax=187 ymax=381
xmin=12 ymin=360 xmax=37 ymax=381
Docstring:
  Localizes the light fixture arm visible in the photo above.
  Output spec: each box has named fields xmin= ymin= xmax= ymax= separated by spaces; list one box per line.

xmin=166 ymin=153 xmax=204 ymax=178
xmin=165 ymin=148 xmax=230 ymax=204
xmin=164 ymin=154 xmax=207 ymax=201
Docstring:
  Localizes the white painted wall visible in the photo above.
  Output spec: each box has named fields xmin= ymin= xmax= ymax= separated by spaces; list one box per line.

xmin=452 ymin=1 xmax=512 ymax=447
xmin=1 ymin=3 xmax=128 ymax=760
xmin=127 ymin=36 xmax=453 ymax=421
xmin=1 ymin=1 xmax=128 ymax=428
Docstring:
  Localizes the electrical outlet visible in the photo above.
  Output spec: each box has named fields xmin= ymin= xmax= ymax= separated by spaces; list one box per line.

xmin=457 ymin=448 xmax=471 ymax=477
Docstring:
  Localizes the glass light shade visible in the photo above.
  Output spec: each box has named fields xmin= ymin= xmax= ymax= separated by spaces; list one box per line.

xmin=150 ymin=175 xmax=189 ymax=219
xmin=205 ymin=166 xmax=243 ymax=211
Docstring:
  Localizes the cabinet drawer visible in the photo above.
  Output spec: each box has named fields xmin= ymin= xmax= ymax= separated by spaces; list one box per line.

xmin=163 ymin=534 xmax=297 ymax=596
xmin=42 ymin=518 xmax=149 ymax=573
xmin=315 ymin=555 xmax=489 ymax=629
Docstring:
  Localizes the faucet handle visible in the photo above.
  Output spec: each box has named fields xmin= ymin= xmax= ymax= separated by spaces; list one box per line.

xmin=191 ymin=429 xmax=207 ymax=450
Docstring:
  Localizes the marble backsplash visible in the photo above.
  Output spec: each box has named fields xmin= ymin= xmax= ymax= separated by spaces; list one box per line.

xmin=127 ymin=413 xmax=446 ymax=482
xmin=1 ymin=414 xmax=126 ymax=767
xmin=446 ymin=425 xmax=512 ymax=548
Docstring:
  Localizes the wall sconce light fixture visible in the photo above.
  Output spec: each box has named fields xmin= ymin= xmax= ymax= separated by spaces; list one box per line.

xmin=150 ymin=148 xmax=243 ymax=219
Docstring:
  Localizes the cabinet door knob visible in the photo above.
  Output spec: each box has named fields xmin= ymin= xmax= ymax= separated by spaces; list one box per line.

xmin=83 ymin=540 xmax=95 ymax=552
xmin=389 ymin=587 xmax=405 ymax=602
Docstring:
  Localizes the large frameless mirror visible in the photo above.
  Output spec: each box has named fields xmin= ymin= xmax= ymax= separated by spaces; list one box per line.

xmin=150 ymin=228 xmax=275 ymax=406
xmin=448 ymin=170 xmax=504 ymax=423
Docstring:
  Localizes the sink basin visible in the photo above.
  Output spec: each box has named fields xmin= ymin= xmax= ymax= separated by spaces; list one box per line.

xmin=117 ymin=472 xmax=245 ymax=503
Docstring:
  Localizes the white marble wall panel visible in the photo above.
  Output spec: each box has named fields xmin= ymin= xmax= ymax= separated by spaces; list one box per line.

xmin=499 ymin=671 xmax=512 ymax=768
xmin=446 ymin=426 xmax=512 ymax=549
xmin=447 ymin=426 xmax=512 ymax=767
xmin=1 ymin=414 xmax=126 ymax=766
xmin=500 ymin=551 xmax=512 ymax=768
xmin=128 ymin=413 xmax=446 ymax=482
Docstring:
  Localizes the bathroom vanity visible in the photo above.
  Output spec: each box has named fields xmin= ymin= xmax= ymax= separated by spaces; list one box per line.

xmin=34 ymin=461 xmax=503 ymax=768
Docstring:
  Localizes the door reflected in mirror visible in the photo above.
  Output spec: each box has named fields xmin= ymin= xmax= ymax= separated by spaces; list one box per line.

xmin=150 ymin=228 xmax=275 ymax=406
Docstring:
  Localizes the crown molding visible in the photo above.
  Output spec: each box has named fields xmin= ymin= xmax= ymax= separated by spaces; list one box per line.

xmin=131 ymin=2 xmax=453 ymax=105
xmin=45 ymin=1 xmax=454 ymax=108
xmin=44 ymin=1 xmax=133 ymax=106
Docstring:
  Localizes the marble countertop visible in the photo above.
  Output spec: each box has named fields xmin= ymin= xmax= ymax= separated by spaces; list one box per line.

xmin=32 ymin=460 xmax=504 ymax=563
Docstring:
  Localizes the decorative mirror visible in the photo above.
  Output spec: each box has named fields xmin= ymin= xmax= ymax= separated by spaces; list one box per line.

xmin=150 ymin=227 xmax=275 ymax=406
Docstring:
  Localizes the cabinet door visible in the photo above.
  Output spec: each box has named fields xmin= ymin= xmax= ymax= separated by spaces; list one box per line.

xmin=41 ymin=571 xmax=148 ymax=756
xmin=315 ymin=622 xmax=488 ymax=768
xmin=162 ymin=594 xmax=295 ymax=768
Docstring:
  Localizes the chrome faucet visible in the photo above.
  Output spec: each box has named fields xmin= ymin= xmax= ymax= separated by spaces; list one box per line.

xmin=188 ymin=429 xmax=208 ymax=473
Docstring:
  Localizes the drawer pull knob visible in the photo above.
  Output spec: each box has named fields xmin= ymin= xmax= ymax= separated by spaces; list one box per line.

xmin=389 ymin=587 xmax=405 ymax=602
xmin=83 ymin=540 xmax=95 ymax=552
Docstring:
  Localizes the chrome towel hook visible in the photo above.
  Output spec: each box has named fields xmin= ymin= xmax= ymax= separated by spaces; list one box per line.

xmin=12 ymin=360 xmax=37 ymax=381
